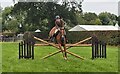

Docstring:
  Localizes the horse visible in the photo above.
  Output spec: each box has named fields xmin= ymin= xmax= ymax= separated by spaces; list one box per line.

xmin=49 ymin=19 xmax=67 ymax=60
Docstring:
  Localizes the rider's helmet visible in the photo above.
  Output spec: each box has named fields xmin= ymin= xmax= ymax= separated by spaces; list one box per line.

xmin=55 ymin=15 xmax=61 ymax=25
xmin=55 ymin=15 xmax=60 ymax=19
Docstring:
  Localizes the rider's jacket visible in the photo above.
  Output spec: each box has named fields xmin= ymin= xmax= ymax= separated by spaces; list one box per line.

xmin=55 ymin=19 xmax=64 ymax=29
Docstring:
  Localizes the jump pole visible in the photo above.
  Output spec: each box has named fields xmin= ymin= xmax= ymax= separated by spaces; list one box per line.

xmin=34 ymin=37 xmax=59 ymax=49
xmin=35 ymin=44 xmax=92 ymax=47
xmin=73 ymin=37 xmax=92 ymax=45
xmin=42 ymin=49 xmax=85 ymax=60
xmin=34 ymin=36 xmax=92 ymax=60
xmin=34 ymin=36 xmax=84 ymax=60
xmin=66 ymin=50 xmax=84 ymax=60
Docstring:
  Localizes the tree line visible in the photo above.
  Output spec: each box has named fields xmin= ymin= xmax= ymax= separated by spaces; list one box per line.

xmin=1 ymin=2 xmax=119 ymax=34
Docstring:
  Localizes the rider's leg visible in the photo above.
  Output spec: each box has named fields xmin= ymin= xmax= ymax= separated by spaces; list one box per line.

xmin=50 ymin=28 xmax=60 ymax=42
xmin=49 ymin=27 xmax=56 ymax=41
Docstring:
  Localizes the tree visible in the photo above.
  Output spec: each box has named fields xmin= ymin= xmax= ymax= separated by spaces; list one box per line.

xmin=2 ymin=7 xmax=14 ymax=32
xmin=95 ymin=19 xmax=102 ymax=25
xmin=84 ymin=12 xmax=98 ymax=21
xmin=99 ymin=12 xmax=110 ymax=25
xmin=7 ymin=19 xmax=18 ymax=32
xmin=76 ymin=13 xmax=85 ymax=25
xmin=107 ymin=13 xmax=117 ymax=25
xmin=99 ymin=12 xmax=117 ymax=25
xmin=11 ymin=2 xmax=84 ymax=32
xmin=2 ymin=1 xmax=85 ymax=32
xmin=118 ymin=16 xmax=120 ymax=26
xmin=0 ymin=9 xmax=2 ymax=32
xmin=83 ymin=12 xmax=98 ymax=25
xmin=62 ymin=0 xmax=84 ymax=13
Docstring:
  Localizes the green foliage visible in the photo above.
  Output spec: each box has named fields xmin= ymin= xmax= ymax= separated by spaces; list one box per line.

xmin=84 ymin=12 xmax=98 ymax=21
xmin=66 ymin=31 xmax=120 ymax=45
xmin=11 ymin=2 xmax=81 ymax=32
xmin=108 ymin=34 xmax=120 ymax=46
xmin=0 ymin=12 xmax=1 ymax=31
xmin=2 ymin=32 xmax=15 ymax=37
xmin=1 ymin=2 xmax=118 ymax=33
xmin=2 ymin=7 xmax=13 ymax=31
xmin=118 ymin=16 xmax=120 ymax=26
xmin=0 ymin=12 xmax=1 ymax=17
xmin=83 ymin=12 xmax=99 ymax=25
xmin=99 ymin=12 xmax=110 ymax=25
xmin=7 ymin=19 xmax=18 ymax=32
xmin=76 ymin=13 xmax=85 ymax=25
xmin=99 ymin=12 xmax=117 ymax=25
xmin=95 ymin=19 xmax=102 ymax=25
xmin=108 ymin=21 xmax=114 ymax=25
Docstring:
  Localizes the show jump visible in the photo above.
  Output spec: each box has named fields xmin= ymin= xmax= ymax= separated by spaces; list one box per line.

xmin=18 ymin=34 xmax=106 ymax=60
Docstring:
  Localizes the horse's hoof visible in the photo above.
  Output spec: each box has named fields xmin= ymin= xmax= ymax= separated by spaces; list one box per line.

xmin=64 ymin=57 xmax=67 ymax=60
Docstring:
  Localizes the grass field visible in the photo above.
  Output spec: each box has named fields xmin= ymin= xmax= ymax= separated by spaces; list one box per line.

xmin=1 ymin=42 xmax=118 ymax=72
xmin=0 ymin=42 xmax=2 ymax=73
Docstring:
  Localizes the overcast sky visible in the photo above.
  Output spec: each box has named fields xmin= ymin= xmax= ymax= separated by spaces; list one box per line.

xmin=82 ymin=2 xmax=118 ymax=15
xmin=0 ymin=0 xmax=119 ymax=16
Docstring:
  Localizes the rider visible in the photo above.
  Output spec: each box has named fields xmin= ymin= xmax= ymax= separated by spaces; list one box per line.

xmin=50 ymin=15 xmax=67 ymax=42
xmin=54 ymin=15 xmax=65 ymax=35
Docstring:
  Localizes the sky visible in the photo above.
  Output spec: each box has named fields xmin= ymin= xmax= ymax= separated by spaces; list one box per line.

xmin=0 ymin=0 xmax=119 ymax=16
xmin=82 ymin=1 xmax=118 ymax=15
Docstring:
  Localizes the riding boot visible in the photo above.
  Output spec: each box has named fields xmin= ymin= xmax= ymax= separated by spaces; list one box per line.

xmin=49 ymin=36 xmax=55 ymax=42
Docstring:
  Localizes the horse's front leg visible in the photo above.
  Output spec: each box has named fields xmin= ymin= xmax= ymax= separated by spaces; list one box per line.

xmin=61 ymin=30 xmax=67 ymax=60
xmin=63 ymin=44 xmax=67 ymax=60
xmin=56 ymin=36 xmax=64 ymax=54
xmin=58 ymin=44 xmax=67 ymax=60
xmin=58 ymin=44 xmax=64 ymax=53
xmin=59 ymin=39 xmax=67 ymax=60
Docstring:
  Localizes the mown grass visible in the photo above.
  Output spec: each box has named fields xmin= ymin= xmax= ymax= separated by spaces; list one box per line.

xmin=0 ymin=42 xmax=2 ymax=73
xmin=1 ymin=42 xmax=118 ymax=72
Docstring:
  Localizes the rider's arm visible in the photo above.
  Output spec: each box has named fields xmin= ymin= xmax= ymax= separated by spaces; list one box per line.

xmin=55 ymin=23 xmax=59 ymax=29
xmin=60 ymin=19 xmax=65 ymax=29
